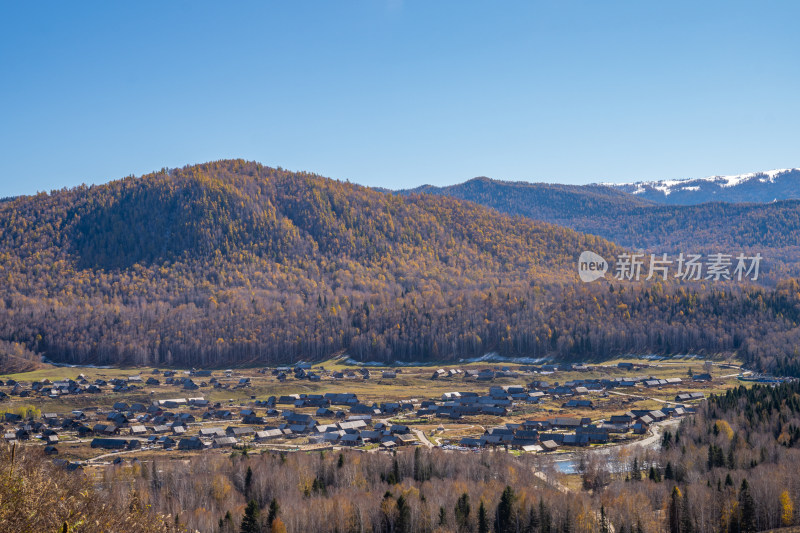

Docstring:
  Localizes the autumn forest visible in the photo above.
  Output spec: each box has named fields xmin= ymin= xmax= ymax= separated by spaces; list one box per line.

xmin=0 ymin=160 xmax=799 ymax=375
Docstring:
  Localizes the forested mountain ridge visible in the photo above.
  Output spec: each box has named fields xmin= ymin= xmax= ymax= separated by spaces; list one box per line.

xmin=4 ymin=163 xmax=600 ymax=272
xmin=407 ymin=177 xmax=655 ymax=226
xmin=0 ymin=159 xmax=620 ymax=366
xmin=400 ymin=177 xmax=800 ymax=279
xmin=607 ymin=168 xmax=800 ymax=205
xmin=1 ymin=160 xmax=800 ymax=372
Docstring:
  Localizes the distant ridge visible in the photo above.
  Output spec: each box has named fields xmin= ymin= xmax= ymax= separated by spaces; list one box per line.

xmin=401 ymin=176 xmax=653 ymax=228
xmin=603 ymin=168 xmax=800 ymax=204
xmin=398 ymin=175 xmax=800 ymax=276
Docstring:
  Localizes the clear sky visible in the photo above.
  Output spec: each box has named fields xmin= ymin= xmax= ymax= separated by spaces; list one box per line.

xmin=1 ymin=1 xmax=799 ymax=197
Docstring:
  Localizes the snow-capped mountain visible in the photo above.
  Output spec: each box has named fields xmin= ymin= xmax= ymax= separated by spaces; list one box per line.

xmin=604 ymin=168 xmax=800 ymax=205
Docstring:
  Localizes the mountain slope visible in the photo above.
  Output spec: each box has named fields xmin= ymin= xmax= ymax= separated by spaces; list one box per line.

xmin=7 ymin=165 xmax=601 ymax=273
xmin=1 ymin=160 xmax=799 ymax=373
xmin=605 ymin=168 xmax=800 ymax=204
xmin=0 ymin=160 xmax=621 ymax=366
xmin=407 ymin=177 xmax=655 ymax=227
xmin=400 ymin=177 xmax=800 ymax=279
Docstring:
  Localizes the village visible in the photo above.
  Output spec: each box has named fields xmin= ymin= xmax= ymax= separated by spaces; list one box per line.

xmin=0 ymin=356 xmax=750 ymax=472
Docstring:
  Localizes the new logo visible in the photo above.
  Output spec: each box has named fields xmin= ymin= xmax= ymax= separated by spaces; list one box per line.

xmin=578 ymin=251 xmax=608 ymax=282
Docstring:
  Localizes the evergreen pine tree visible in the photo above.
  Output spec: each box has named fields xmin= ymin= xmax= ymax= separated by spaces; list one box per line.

xmin=397 ymin=495 xmax=411 ymax=533
xmin=240 ymin=500 xmax=261 ymax=533
xmin=478 ymin=500 xmax=490 ymax=533
xmin=220 ymin=511 xmax=234 ymax=533
xmin=668 ymin=486 xmax=681 ymax=533
xmin=392 ymin=456 xmax=401 ymax=484
xmin=495 ymin=486 xmax=516 ymax=533
xmin=455 ymin=492 xmax=471 ymax=532
xmin=739 ymin=479 xmax=756 ymax=533
xmin=244 ymin=466 xmax=253 ymax=498
xmin=681 ymin=488 xmax=693 ymax=533
xmin=526 ymin=505 xmax=540 ymax=533
xmin=267 ymin=498 xmax=279 ymax=527
xmin=665 ymin=462 xmax=674 ymax=480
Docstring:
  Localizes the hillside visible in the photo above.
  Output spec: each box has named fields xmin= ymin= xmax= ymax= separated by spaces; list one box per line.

xmin=0 ymin=341 xmax=43 ymax=373
xmin=606 ymin=168 xmax=800 ymax=204
xmin=408 ymin=177 xmax=655 ymax=227
xmin=1 ymin=160 xmax=800 ymax=372
xmin=401 ymin=177 xmax=800 ymax=279
xmin=0 ymin=160 xmax=619 ymax=366
xmin=6 ymin=166 xmax=602 ymax=273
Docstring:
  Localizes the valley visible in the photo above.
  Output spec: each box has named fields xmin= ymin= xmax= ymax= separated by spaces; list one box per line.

xmin=4 ymin=2 xmax=800 ymax=529
xmin=3 ymin=163 xmax=800 ymax=532
xmin=0 ymin=356 xmax=756 ymax=465
xmin=3 ymin=354 xmax=796 ymax=532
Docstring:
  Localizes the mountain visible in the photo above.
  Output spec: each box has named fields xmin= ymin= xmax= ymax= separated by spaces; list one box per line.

xmin=0 ymin=160 xmax=618 ymax=367
xmin=407 ymin=177 xmax=655 ymax=227
xmin=5 ymin=162 xmax=608 ymax=274
xmin=605 ymin=168 xmax=800 ymax=205
xmin=400 ymin=177 xmax=800 ymax=279
xmin=1 ymin=160 xmax=800 ymax=373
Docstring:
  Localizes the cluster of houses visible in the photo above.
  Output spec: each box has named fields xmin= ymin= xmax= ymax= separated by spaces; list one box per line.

xmin=264 ymin=363 xmax=398 ymax=383
xmin=0 ymin=389 xmax=426 ymax=455
xmin=0 ymin=359 xmax=714 ymax=404
xmin=432 ymin=368 xmax=522 ymax=381
xmin=85 ymin=414 xmax=420 ymax=452
xmin=0 ymin=376 xmax=141 ymax=399
xmin=262 ymin=364 xmax=420 ymax=383
xmin=417 ymin=388 xmax=519 ymax=419
xmin=308 ymin=419 xmax=417 ymax=449
xmin=411 ymin=371 xmax=708 ymax=421
xmin=268 ymin=363 xmax=324 ymax=382
xmin=428 ymin=362 xmax=651 ymax=382
xmin=456 ymin=405 xmax=694 ymax=451
xmin=527 ymin=372 xmax=710 ymax=393
xmin=0 ymin=368 xmax=261 ymax=402
xmin=0 ymin=360 xmax=717 ymax=463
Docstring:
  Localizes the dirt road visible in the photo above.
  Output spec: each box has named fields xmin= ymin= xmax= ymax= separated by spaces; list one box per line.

xmin=412 ymin=429 xmax=434 ymax=448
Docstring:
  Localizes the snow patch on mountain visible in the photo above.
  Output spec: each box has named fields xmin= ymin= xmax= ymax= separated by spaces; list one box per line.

xmin=604 ymin=168 xmax=799 ymax=198
xmin=711 ymin=168 xmax=793 ymax=188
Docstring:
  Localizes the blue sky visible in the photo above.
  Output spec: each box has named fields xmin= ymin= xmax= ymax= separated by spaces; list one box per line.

xmin=1 ymin=1 xmax=798 ymax=196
